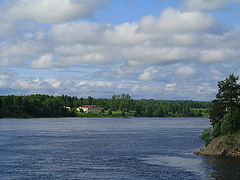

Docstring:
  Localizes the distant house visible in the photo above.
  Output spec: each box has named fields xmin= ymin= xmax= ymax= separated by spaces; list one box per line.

xmin=77 ymin=105 xmax=101 ymax=113
xmin=64 ymin=106 xmax=71 ymax=111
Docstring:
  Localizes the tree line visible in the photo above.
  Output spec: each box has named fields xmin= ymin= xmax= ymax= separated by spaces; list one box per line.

xmin=0 ymin=93 xmax=211 ymax=118
xmin=0 ymin=94 xmax=76 ymax=118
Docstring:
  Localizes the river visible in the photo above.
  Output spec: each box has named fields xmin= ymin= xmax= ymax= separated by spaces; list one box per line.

xmin=0 ymin=117 xmax=240 ymax=179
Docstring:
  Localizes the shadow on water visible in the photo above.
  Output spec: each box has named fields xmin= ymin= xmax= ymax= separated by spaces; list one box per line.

xmin=201 ymin=156 xmax=240 ymax=180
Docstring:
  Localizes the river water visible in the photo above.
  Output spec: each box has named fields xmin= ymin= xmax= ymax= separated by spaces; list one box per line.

xmin=0 ymin=117 xmax=240 ymax=179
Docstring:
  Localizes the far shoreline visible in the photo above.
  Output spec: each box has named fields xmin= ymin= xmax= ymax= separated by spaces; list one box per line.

xmin=0 ymin=115 xmax=209 ymax=119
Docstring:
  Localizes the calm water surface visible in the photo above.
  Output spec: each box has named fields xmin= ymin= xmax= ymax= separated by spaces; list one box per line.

xmin=0 ymin=117 xmax=240 ymax=179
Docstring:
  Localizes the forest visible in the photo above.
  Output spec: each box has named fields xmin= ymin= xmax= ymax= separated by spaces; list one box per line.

xmin=0 ymin=94 xmax=211 ymax=118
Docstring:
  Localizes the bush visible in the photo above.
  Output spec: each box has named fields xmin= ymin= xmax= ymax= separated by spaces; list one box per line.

xmin=221 ymin=112 xmax=232 ymax=135
xmin=231 ymin=109 xmax=240 ymax=132
xmin=221 ymin=109 xmax=240 ymax=135
xmin=199 ymin=127 xmax=212 ymax=146
xmin=212 ymin=123 xmax=221 ymax=138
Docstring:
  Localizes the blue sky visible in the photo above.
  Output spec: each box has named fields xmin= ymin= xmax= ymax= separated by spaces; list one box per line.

xmin=0 ymin=0 xmax=240 ymax=100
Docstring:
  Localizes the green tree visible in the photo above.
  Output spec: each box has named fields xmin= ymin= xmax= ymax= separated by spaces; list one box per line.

xmin=210 ymin=74 xmax=240 ymax=126
xmin=134 ymin=104 xmax=143 ymax=116
xmin=199 ymin=127 xmax=212 ymax=146
xmin=119 ymin=94 xmax=132 ymax=113
xmin=201 ymin=74 xmax=240 ymax=146
xmin=87 ymin=96 xmax=94 ymax=105
xmin=221 ymin=109 xmax=240 ymax=135
xmin=212 ymin=123 xmax=221 ymax=138
xmin=110 ymin=95 xmax=120 ymax=111
xmin=144 ymin=105 xmax=153 ymax=117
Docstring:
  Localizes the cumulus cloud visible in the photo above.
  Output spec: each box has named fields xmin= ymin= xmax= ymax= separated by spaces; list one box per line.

xmin=0 ymin=58 xmax=23 ymax=67
xmin=138 ymin=8 xmax=216 ymax=33
xmin=200 ymin=49 xmax=238 ymax=62
xmin=0 ymin=80 xmax=8 ymax=88
xmin=44 ymin=79 xmax=61 ymax=89
xmin=0 ymin=6 xmax=238 ymax=70
xmin=105 ymin=22 xmax=148 ymax=46
xmin=175 ymin=66 xmax=196 ymax=76
xmin=0 ymin=0 xmax=106 ymax=23
xmin=0 ymin=74 xmax=10 ymax=80
xmin=50 ymin=21 xmax=107 ymax=44
xmin=0 ymin=40 xmax=46 ymax=58
xmin=45 ymin=8 xmax=219 ymax=67
xmin=196 ymin=83 xmax=217 ymax=94
xmin=11 ymin=79 xmax=43 ymax=90
xmin=78 ymin=80 xmax=114 ymax=88
xmin=139 ymin=67 xmax=159 ymax=81
xmin=55 ymin=44 xmax=116 ymax=64
xmin=1 ymin=2 xmax=240 ymax=100
xmin=123 ymin=47 xmax=197 ymax=66
xmin=165 ymin=83 xmax=177 ymax=92
xmin=0 ymin=22 xmax=14 ymax=37
xmin=31 ymin=54 xmax=65 ymax=69
xmin=183 ymin=0 xmax=240 ymax=11
xmin=116 ymin=64 xmax=135 ymax=76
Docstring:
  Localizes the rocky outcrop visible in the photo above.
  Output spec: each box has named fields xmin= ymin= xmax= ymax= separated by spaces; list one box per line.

xmin=194 ymin=134 xmax=240 ymax=157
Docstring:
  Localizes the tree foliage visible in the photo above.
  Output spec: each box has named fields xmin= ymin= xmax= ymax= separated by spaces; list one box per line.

xmin=199 ymin=128 xmax=212 ymax=146
xmin=210 ymin=74 xmax=240 ymax=126
xmin=0 ymin=95 xmax=76 ymax=118
xmin=201 ymin=74 xmax=240 ymax=146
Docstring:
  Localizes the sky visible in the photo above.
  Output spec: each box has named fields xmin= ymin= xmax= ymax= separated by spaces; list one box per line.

xmin=0 ymin=0 xmax=240 ymax=100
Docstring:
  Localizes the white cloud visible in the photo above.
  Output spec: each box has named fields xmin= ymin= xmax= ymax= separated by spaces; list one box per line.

xmin=9 ymin=78 xmax=66 ymax=93
xmin=55 ymin=44 xmax=115 ymax=65
xmin=165 ymin=83 xmax=177 ymax=92
xmin=139 ymin=67 xmax=159 ymax=81
xmin=1 ymin=2 xmax=240 ymax=100
xmin=42 ymin=8 xmax=237 ymax=68
xmin=176 ymin=66 xmax=196 ymax=76
xmin=31 ymin=54 xmax=65 ymax=69
xmin=44 ymin=79 xmax=61 ymax=89
xmin=138 ymin=8 xmax=216 ymax=33
xmin=0 ymin=74 xmax=10 ymax=80
xmin=0 ymin=40 xmax=46 ymax=58
xmin=104 ymin=22 xmax=148 ymax=46
xmin=200 ymin=49 xmax=238 ymax=62
xmin=11 ymin=79 xmax=42 ymax=90
xmin=123 ymin=47 xmax=197 ymax=66
xmin=117 ymin=64 xmax=135 ymax=76
xmin=196 ymin=83 xmax=217 ymax=94
xmin=183 ymin=0 xmax=239 ymax=11
xmin=50 ymin=21 xmax=107 ymax=44
xmin=0 ymin=0 xmax=105 ymax=23
xmin=78 ymin=80 xmax=114 ymax=88
xmin=0 ymin=80 xmax=7 ymax=87
xmin=0 ymin=22 xmax=14 ymax=37
xmin=0 ymin=58 xmax=23 ymax=67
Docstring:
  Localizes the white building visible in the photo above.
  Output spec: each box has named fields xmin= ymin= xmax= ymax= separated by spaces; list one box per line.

xmin=77 ymin=105 xmax=101 ymax=113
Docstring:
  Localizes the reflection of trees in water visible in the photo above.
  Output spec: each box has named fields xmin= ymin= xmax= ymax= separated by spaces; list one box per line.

xmin=202 ymin=156 xmax=240 ymax=179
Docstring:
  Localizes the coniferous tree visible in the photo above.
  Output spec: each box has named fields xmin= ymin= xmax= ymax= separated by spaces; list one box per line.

xmin=210 ymin=74 xmax=240 ymax=126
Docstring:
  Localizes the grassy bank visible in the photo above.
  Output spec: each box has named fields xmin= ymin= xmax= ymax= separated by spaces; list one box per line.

xmin=76 ymin=109 xmax=209 ymax=118
xmin=76 ymin=110 xmax=136 ymax=118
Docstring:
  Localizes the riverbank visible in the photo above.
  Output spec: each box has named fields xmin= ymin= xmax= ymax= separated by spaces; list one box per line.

xmin=76 ymin=111 xmax=207 ymax=118
xmin=194 ymin=131 xmax=240 ymax=157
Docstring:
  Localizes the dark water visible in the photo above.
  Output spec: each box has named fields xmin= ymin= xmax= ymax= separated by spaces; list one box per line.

xmin=0 ymin=117 xmax=240 ymax=180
